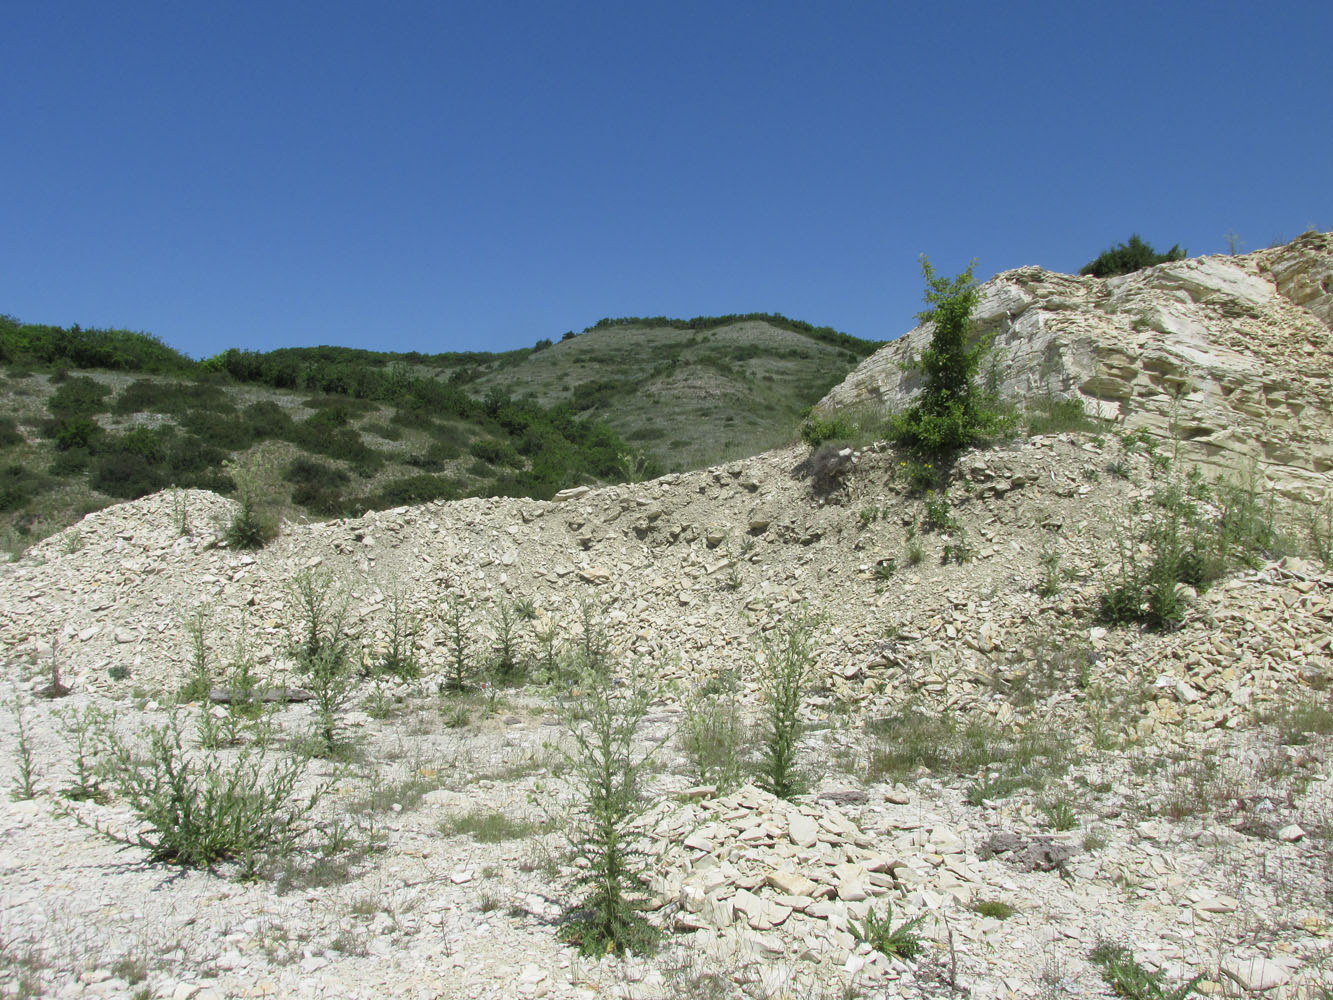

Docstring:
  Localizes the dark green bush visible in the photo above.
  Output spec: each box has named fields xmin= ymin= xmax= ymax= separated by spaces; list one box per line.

xmin=800 ymin=413 xmax=856 ymax=447
xmin=91 ymin=452 xmax=166 ymax=499
xmin=48 ymin=376 xmax=110 ymax=417
xmin=49 ymin=447 xmax=91 ymax=475
xmin=371 ymin=474 xmax=458 ymax=506
xmin=51 ymin=416 xmax=102 ymax=451
xmin=468 ymin=438 xmax=522 ymax=468
xmin=0 ymin=463 xmax=51 ymax=512
xmin=1081 ymin=235 xmax=1186 ymax=278
xmin=285 ymin=457 xmax=350 ymax=490
xmin=179 ymin=408 xmax=253 ymax=450
xmin=243 ymin=401 xmax=294 ymax=438
xmin=0 ymin=416 xmax=24 ymax=447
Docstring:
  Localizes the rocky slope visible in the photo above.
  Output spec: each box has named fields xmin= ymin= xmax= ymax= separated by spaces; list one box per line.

xmin=817 ymin=232 xmax=1333 ymax=500
xmin=2 ymin=422 xmax=1331 ymax=999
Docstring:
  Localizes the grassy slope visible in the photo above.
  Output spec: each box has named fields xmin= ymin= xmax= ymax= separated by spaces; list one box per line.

xmin=471 ymin=319 xmax=873 ymax=472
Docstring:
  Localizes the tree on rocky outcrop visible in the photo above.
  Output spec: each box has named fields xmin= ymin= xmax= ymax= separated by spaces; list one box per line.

xmin=890 ymin=256 xmax=1004 ymax=457
xmin=1080 ymin=234 xmax=1186 ymax=277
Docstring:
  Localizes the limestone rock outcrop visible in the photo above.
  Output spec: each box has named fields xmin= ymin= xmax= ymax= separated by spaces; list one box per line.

xmin=816 ymin=232 xmax=1333 ymax=498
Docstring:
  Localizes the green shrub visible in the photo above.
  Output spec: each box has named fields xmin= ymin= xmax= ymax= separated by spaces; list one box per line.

xmin=91 ymin=452 xmax=166 ymax=499
xmin=800 ymin=413 xmax=856 ymax=447
xmin=0 ymin=463 xmax=51 ymax=512
xmin=285 ymin=456 xmax=350 ymax=490
xmin=0 ymin=415 xmax=25 ymax=447
xmin=243 ymin=400 xmax=294 ymax=438
xmin=372 ymin=474 xmax=457 ymax=507
xmin=48 ymin=375 xmax=110 ymax=417
xmin=179 ymin=408 xmax=253 ymax=450
xmin=469 ymin=437 xmax=523 ymax=468
xmin=1081 ymin=234 xmax=1186 ymax=278
xmin=51 ymin=415 xmax=102 ymax=451
xmin=890 ymin=257 xmax=1006 ymax=456
xmin=101 ymin=714 xmax=321 ymax=876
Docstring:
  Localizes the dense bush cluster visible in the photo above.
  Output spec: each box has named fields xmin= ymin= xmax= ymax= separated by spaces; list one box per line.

xmin=1080 ymin=234 xmax=1186 ymax=277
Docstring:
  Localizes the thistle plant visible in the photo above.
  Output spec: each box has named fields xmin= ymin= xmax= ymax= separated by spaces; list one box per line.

xmin=756 ymin=617 xmax=817 ymax=800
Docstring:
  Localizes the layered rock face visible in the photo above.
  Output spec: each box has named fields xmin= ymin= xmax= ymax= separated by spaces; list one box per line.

xmin=817 ymin=232 xmax=1333 ymax=498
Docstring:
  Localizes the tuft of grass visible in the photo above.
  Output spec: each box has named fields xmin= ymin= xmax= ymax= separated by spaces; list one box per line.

xmin=867 ymin=708 xmax=1069 ymax=791
xmin=440 ymin=810 xmax=545 ymax=843
xmin=972 ymin=900 xmax=1014 ymax=920
xmin=1025 ymin=396 xmax=1106 ymax=437
xmin=1039 ymin=797 xmax=1078 ymax=831
xmin=678 ymin=671 xmax=745 ymax=793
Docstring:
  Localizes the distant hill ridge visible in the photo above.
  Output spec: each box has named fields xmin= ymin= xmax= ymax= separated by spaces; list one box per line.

xmin=0 ymin=310 xmax=872 ymax=553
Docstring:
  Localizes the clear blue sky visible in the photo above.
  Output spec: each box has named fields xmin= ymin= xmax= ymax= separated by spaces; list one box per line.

xmin=3 ymin=2 xmax=1330 ymax=359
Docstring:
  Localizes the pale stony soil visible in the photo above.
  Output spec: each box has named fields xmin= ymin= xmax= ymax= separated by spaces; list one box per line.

xmin=1 ymin=435 xmax=1331 ymax=999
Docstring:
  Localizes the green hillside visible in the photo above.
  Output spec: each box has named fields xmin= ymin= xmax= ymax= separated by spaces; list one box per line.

xmin=471 ymin=315 xmax=881 ymax=472
xmin=0 ymin=312 xmax=878 ymax=555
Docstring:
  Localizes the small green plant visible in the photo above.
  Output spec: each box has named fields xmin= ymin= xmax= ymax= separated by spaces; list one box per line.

xmin=288 ymin=568 xmax=357 ymax=754
xmin=1088 ymin=940 xmax=1201 ymax=1000
xmin=54 ymin=703 xmax=112 ymax=802
xmin=222 ymin=453 xmax=278 ymax=550
xmin=905 ymin=526 xmax=925 ymax=566
xmin=101 ymin=713 xmax=322 ymax=877
xmin=557 ymin=656 xmax=661 ymax=956
xmin=439 ymin=595 xmax=474 ymax=692
xmin=441 ymin=810 xmax=545 ymax=843
xmin=1026 ymin=396 xmax=1104 ymax=436
xmin=851 ymin=900 xmax=924 ymax=959
xmin=800 ymin=413 xmax=857 ymax=447
xmin=899 ymin=459 xmax=939 ymax=493
xmin=1039 ymin=797 xmax=1078 ymax=831
xmin=490 ymin=596 xmax=525 ymax=684
xmin=755 ymin=618 xmax=816 ymax=800
xmin=512 ymin=596 xmax=537 ymax=620
xmin=375 ymin=586 xmax=422 ymax=679
xmin=678 ymin=671 xmax=745 ymax=793
xmin=9 ymin=694 xmax=39 ymax=800
xmin=1037 ymin=542 xmax=1063 ymax=597
xmin=531 ymin=617 xmax=563 ymax=684
xmin=921 ymin=491 xmax=956 ymax=533
xmin=972 ymin=900 xmax=1014 ymax=920
xmin=169 ymin=487 xmax=191 ymax=536
xmin=178 ymin=607 xmax=213 ymax=702
xmin=1309 ymin=492 xmax=1332 ymax=568
xmin=873 ymin=559 xmax=897 ymax=582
